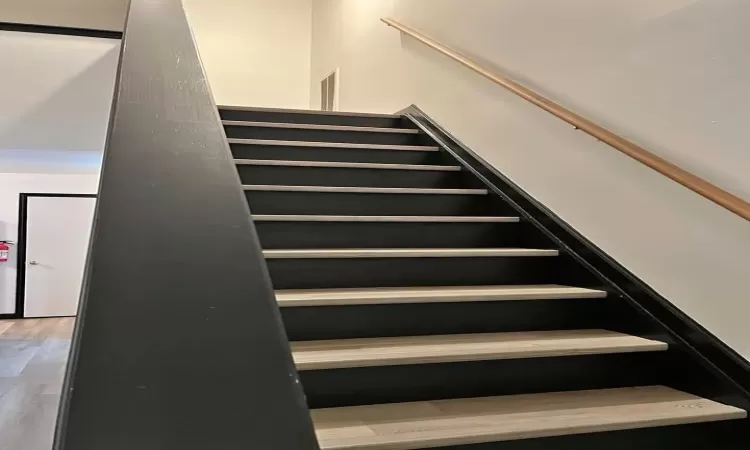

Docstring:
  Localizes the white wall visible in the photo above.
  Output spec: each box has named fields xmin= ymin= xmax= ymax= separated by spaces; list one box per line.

xmin=310 ymin=0 xmax=750 ymax=359
xmin=0 ymin=0 xmax=128 ymax=31
xmin=0 ymin=31 xmax=118 ymax=314
xmin=184 ymin=0 xmax=312 ymax=109
xmin=0 ymin=31 xmax=120 ymax=153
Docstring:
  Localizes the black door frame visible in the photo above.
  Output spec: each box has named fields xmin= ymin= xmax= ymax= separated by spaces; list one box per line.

xmin=3 ymin=193 xmax=97 ymax=319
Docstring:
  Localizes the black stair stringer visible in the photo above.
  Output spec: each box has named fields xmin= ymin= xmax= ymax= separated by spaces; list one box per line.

xmin=402 ymin=104 xmax=750 ymax=412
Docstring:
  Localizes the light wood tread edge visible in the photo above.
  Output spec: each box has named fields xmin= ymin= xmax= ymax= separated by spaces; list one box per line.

xmin=253 ymin=215 xmax=520 ymax=223
xmin=312 ymin=386 xmax=746 ymax=450
xmin=235 ymin=159 xmax=460 ymax=171
xmin=275 ymin=284 xmax=606 ymax=306
xmin=222 ymin=120 xmax=419 ymax=134
xmin=243 ymin=185 xmax=488 ymax=195
xmin=292 ymin=330 xmax=667 ymax=370
xmin=217 ymin=105 xmax=401 ymax=118
xmin=264 ymin=248 xmax=559 ymax=259
xmin=227 ymin=139 xmax=439 ymax=151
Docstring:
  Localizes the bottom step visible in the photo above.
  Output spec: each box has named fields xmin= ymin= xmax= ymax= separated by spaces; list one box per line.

xmin=311 ymin=386 xmax=745 ymax=450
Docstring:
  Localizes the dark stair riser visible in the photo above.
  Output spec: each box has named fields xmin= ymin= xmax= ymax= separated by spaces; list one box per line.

xmin=236 ymin=164 xmax=481 ymax=189
xmin=245 ymin=191 xmax=517 ymax=216
xmin=223 ymin=124 xmax=419 ymax=145
xmin=230 ymin=143 xmax=448 ymax=165
xmin=301 ymin=352 xmax=675 ymax=408
xmin=219 ymin=109 xmax=410 ymax=128
xmin=265 ymin=254 xmax=600 ymax=290
xmin=659 ymin=346 xmax=750 ymax=411
xmin=255 ymin=221 xmax=542 ymax=249
xmin=281 ymin=298 xmax=635 ymax=341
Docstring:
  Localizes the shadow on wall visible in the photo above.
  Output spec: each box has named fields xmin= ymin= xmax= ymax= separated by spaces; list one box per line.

xmin=0 ymin=36 xmax=120 ymax=154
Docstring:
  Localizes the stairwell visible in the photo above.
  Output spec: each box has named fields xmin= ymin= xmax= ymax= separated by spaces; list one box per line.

xmin=221 ymin=105 xmax=747 ymax=450
xmin=49 ymin=1 xmax=750 ymax=447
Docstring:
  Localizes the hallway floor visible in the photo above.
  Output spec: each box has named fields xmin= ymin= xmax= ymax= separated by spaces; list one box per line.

xmin=0 ymin=318 xmax=74 ymax=450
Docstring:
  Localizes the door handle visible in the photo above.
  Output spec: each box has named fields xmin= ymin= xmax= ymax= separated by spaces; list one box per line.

xmin=29 ymin=260 xmax=40 ymax=265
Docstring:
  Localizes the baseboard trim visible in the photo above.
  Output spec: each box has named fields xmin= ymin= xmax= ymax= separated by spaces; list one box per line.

xmin=401 ymin=104 xmax=750 ymax=404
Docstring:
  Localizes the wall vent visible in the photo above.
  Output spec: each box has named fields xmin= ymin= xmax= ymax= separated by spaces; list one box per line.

xmin=320 ymin=69 xmax=338 ymax=111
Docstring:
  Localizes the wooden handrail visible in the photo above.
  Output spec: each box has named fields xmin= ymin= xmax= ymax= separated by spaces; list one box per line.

xmin=382 ymin=17 xmax=750 ymax=222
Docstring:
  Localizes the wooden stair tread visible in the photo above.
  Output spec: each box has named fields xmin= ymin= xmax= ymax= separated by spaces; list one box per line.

xmin=253 ymin=215 xmax=519 ymax=223
xmin=292 ymin=330 xmax=667 ymax=370
xmin=276 ymin=284 xmax=606 ymax=306
xmin=227 ymin=139 xmax=439 ymax=151
xmin=218 ymin=105 xmax=401 ymax=118
xmin=312 ymin=386 xmax=746 ymax=450
xmin=243 ymin=185 xmax=488 ymax=195
xmin=222 ymin=120 xmax=420 ymax=134
xmin=235 ymin=159 xmax=461 ymax=171
xmin=264 ymin=248 xmax=559 ymax=259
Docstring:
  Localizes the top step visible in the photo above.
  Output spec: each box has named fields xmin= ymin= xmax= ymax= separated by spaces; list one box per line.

xmin=218 ymin=106 xmax=409 ymax=129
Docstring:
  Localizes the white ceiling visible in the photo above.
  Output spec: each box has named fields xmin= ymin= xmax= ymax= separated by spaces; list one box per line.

xmin=0 ymin=0 xmax=129 ymax=31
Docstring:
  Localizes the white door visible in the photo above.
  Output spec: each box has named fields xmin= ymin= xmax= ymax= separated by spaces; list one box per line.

xmin=23 ymin=196 xmax=96 ymax=318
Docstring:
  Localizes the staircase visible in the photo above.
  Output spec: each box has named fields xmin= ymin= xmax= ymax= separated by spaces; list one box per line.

xmin=220 ymin=106 xmax=746 ymax=450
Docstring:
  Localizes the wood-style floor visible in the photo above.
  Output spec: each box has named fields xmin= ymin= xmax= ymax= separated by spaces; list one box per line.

xmin=0 ymin=318 xmax=74 ymax=450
